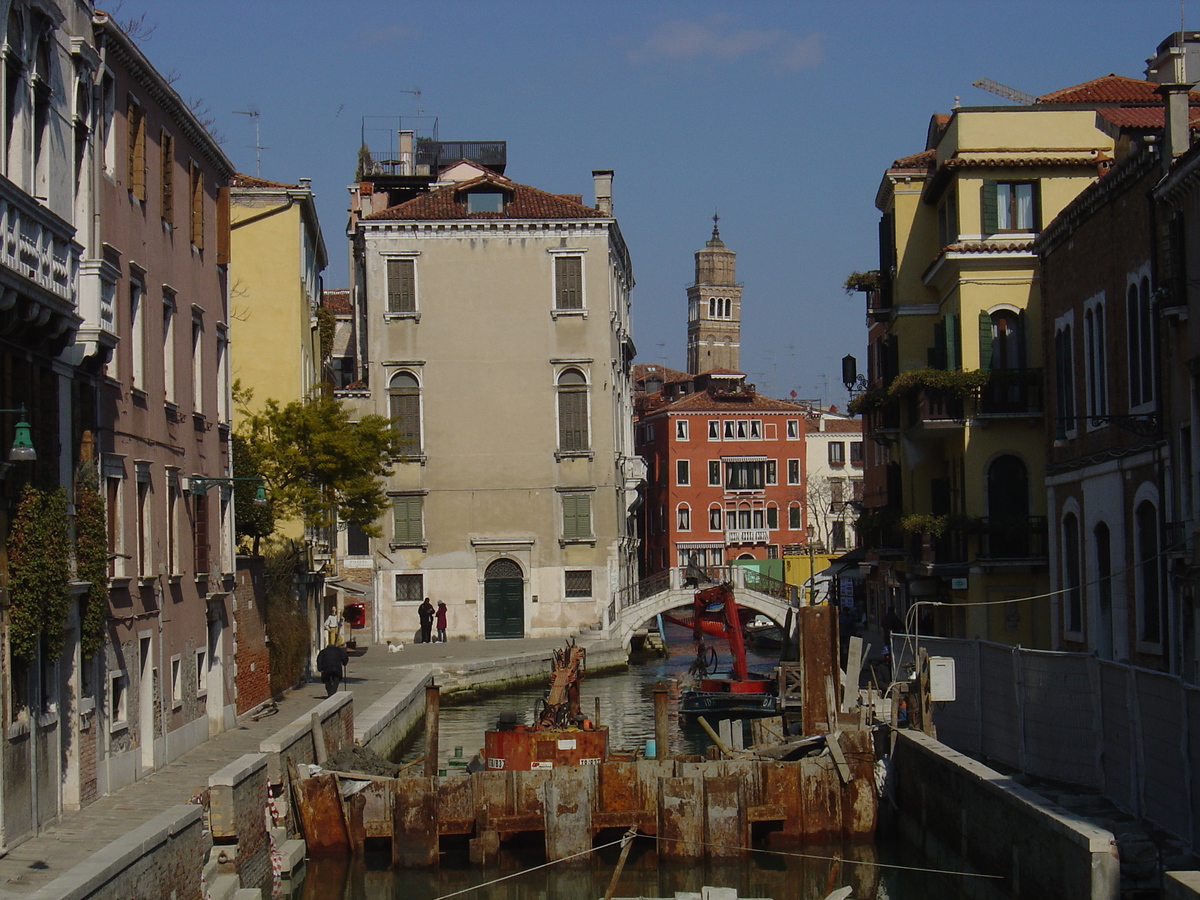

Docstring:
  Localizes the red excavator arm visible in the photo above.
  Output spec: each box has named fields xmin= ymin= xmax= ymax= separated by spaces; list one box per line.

xmin=693 ymin=583 xmax=750 ymax=682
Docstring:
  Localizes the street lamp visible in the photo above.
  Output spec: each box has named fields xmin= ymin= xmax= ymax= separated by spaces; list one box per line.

xmin=185 ymin=475 xmax=267 ymax=505
xmin=806 ymin=523 xmax=816 ymax=604
xmin=841 ymin=354 xmax=867 ymax=399
xmin=0 ymin=406 xmax=36 ymax=462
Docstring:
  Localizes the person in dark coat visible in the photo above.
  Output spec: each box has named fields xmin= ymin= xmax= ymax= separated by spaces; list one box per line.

xmin=316 ymin=643 xmax=349 ymax=697
xmin=418 ymin=597 xmax=435 ymax=644
xmin=435 ymin=601 xmax=448 ymax=643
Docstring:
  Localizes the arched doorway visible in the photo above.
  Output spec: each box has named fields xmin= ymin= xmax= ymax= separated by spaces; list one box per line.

xmin=484 ymin=559 xmax=524 ymax=639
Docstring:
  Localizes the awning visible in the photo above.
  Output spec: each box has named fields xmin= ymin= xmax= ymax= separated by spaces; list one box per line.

xmin=816 ymin=547 xmax=866 ymax=579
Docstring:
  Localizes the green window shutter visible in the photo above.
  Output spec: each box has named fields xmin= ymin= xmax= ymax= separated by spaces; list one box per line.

xmin=981 ymin=180 xmax=999 ymax=234
xmin=555 ymin=256 xmax=582 ymax=309
xmin=945 ymin=314 xmax=959 ymax=369
xmin=563 ymin=494 xmax=590 ymax=539
xmin=978 ymin=310 xmax=993 ymax=369
xmin=393 ymin=496 xmax=422 ymax=543
xmin=390 ymin=391 xmax=421 ymax=448
xmin=387 ymin=259 xmax=415 ymax=313
xmin=559 ymin=390 xmax=588 ymax=450
xmin=931 ymin=319 xmax=946 ymax=369
xmin=1016 ymin=309 xmax=1028 ymax=368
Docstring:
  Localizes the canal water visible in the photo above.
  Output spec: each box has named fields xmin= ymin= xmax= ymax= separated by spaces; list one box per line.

xmin=297 ymin=626 xmax=994 ymax=899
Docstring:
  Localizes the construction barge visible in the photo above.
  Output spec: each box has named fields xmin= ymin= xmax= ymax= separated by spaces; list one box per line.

xmin=290 ymin=594 xmax=884 ymax=868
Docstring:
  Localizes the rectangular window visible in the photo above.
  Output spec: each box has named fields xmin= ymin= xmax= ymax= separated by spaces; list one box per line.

xmin=167 ymin=477 xmax=179 ymax=575
xmin=468 ymin=191 xmax=504 ymax=214
xmin=677 ymin=507 xmax=690 ymax=530
xmin=193 ymin=493 xmax=209 ymax=574
xmin=787 ymin=459 xmax=801 ymax=485
xmin=130 ymin=281 xmax=145 ymax=391
xmin=216 ymin=327 xmax=229 ymax=423
xmin=392 ymin=495 xmax=423 ymax=544
xmin=107 ymin=475 xmax=124 ymax=578
xmin=708 ymin=420 xmax=720 ymax=440
xmin=849 ymin=441 xmax=864 ymax=465
xmin=160 ymin=130 xmax=174 ymax=224
xmin=676 ymin=459 xmax=689 ymax=486
xmin=562 ymin=493 xmax=592 ymax=539
xmin=127 ymin=98 xmax=145 ymax=201
xmin=766 ymin=460 xmax=777 ymax=485
xmin=709 ymin=507 xmax=722 ymax=531
xmin=675 ymin=419 xmax=688 ymax=440
xmin=831 ymin=478 xmax=845 ymax=509
xmin=386 ymin=258 xmax=416 ymax=313
xmin=565 ymin=570 xmax=592 ymax=598
xmin=170 ymin=655 xmax=182 ymax=705
xmin=195 ymin=648 xmax=208 ymax=696
xmin=749 ymin=420 xmax=762 ymax=439
xmin=725 ymin=461 xmax=766 ymax=491
xmin=982 ymin=180 xmax=1036 ymax=233
xmin=736 ymin=421 xmax=748 ymax=439
xmin=136 ymin=473 xmax=151 ymax=579
xmin=828 ymin=442 xmax=845 ymax=465
xmin=162 ymin=297 xmax=175 ymax=403
xmin=558 ymin=382 xmax=589 ymax=452
xmin=832 ymin=521 xmax=847 ymax=551
xmin=394 ymin=573 xmax=423 ymax=603
xmin=708 ymin=460 xmax=720 ymax=485
xmin=189 ymin=159 xmax=204 ymax=248
xmin=346 ymin=522 xmax=370 ymax=556
xmin=554 ymin=256 xmax=583 ymax=309
xmin=109 ymin=671 xmax=128 ymax=727
xmin=786 ymin=419 xmax=800 ymax=440
xmin=723 ymin=421 xmax=735 ymax=439
xmin=191 ymin=318 xmax=203 ymax=414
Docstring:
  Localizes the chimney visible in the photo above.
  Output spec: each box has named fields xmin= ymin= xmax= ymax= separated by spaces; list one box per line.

xmin=592 ymin=169 xmax=613 ymax=215
xmin=1158 ymin=82 xmax=1192 ymax=166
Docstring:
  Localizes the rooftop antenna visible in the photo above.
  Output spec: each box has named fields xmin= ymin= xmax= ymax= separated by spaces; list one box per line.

xmin=972 ymin=78 xmax=1037 ymax=105
xmin=233 ymin=108 xmax=267 ymax=177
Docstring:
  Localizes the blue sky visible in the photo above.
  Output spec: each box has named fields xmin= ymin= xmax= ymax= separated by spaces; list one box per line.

xmin=126 ymin=1 xmax=1182 ymax=403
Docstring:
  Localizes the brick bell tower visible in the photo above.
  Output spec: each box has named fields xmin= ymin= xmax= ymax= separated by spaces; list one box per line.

xmin=686 ymin=214 xmax=741 ymax=374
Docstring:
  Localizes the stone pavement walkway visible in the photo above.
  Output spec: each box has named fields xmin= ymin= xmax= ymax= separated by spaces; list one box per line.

xmin=0 ymin=635 xmax=585 ymax=896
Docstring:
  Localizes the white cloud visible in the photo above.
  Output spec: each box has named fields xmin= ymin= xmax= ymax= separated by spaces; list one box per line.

xmin=628 ymin=16 xmax=824 ymax=72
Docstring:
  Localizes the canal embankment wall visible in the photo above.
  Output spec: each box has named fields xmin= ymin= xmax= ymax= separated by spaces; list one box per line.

xmin=890 ymin=730 xmax=1119 ymax=900
xmin=895 ymin=635 xmax=1200 ymax=860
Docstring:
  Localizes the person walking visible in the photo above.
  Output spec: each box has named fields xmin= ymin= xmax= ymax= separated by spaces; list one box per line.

xmin=316 ymin=643 xmax=349 ymax=697
xmin=418 ymin=597 xmax=435 ymax=644
xmin=435 ymin=601 xmax=448 ymax=643
xmin=324 ymin=608 xmax=342 ymax=646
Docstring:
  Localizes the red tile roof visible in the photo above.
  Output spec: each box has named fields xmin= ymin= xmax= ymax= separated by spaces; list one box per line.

xmin=1037 ymin=74 xmax=1200 ymax=105
xmin=364 ymin=171 xmax=605 ymax=221
xmin=322 ymin=289 xmax=352 ymax=314
xmin=231 ymin=173 xmax=299 ymax=189
xmin=633 ymin=363 xmax=690 ymax=385
xmin=1096 ymin=106 xmax=1200 ymax=129
xmin=891 ymin=149 xmax=936 ymax=170
xmin=653 ymin=389 xmax=806 ymax=415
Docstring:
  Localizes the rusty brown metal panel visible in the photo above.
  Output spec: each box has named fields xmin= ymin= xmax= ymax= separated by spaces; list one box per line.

xmin=761 ymin=761 xmax=802 ymax=837
xmin=799 ymin=755 xmax=842 ymax=842
xmin=543 ymin=765 xmax=596 ymax=862
xmin=838 ymin=730 xmax=878 ymax=838
xmin=720 ymin=759 xmax=759 ymax=803
xmin=437 ymin=776 xmax=474 ymax=835
xmin=703 ymin=775 xmax=746 ymax=858
xmin=344 ymin=789 xmax=366 ymax=855
xmin=470 ymin=770 xmax=511 ymax=828
xmin=293 ymin=773 xmax=350 ymax=857
xmin=392 ymin=776 xmax=438 ymax=867
xmin=469 ymin=828 xmax=500 ymax=866
xmin=598 ymin=761 xmax=643 ymax=814
xmin=513 ymin=769 xmax=549 ymax=819
xmin=658 ymin=775 xmax=704 ymax=860
xmin=360 ymin=781 xmax=393 ymax=839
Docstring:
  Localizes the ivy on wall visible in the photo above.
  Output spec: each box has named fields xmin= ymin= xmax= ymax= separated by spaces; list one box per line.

xmin=75 ymin=462 xmax=109 ymax=659
xmin=8 ymin=485 xmax=69 ymax=663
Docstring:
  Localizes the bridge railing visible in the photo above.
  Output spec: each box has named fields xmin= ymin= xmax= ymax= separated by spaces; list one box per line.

xmin=614 ymin=565 xmax=800 ymax=613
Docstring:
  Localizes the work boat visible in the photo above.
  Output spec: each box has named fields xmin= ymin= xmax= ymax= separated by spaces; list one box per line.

xmin=679 ymin=583 xmax=779 ymax=720
xmin=484 ymin=640 xmax=608 ymax=770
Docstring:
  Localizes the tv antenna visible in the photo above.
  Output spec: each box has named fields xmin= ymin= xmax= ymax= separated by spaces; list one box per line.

xmin=233 ymin=108 xmax=269 ymax=176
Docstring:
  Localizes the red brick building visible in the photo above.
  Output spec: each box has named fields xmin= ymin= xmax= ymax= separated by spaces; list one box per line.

xmin=636 ymin=369 xmax=809 ymax=574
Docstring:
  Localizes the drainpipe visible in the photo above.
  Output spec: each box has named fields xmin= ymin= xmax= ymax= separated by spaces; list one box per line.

xmin=1150 ymin=145 xmax=1175 ymax=673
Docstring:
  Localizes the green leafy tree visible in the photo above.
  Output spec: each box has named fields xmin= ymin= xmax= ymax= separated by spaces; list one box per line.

xmin=75 ymin=461 xmax=110 ymax=658
xmin=232 ymin=431 xmax=274 ymax=553
xmin=237 ymin=391 xmax=401 ymax=537
xmin=8 ymin=485 xmax=70 ymax=663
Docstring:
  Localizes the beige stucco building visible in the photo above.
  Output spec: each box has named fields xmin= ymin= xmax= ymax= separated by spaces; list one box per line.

xmin=347 ymin=161 xmax=642 ymax=641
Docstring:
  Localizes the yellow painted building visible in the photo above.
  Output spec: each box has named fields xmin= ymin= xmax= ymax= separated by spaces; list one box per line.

xmin=229 ymin=174 xmax=329 ymax=538
xmin=865 ymin=77 xmax=1155 ymax=647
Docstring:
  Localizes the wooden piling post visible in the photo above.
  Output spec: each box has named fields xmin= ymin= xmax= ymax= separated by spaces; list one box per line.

xmin=653 ymin=687 xmax=669 ymax=760
xmin=425 ymin=684 xmax=441 ymax=778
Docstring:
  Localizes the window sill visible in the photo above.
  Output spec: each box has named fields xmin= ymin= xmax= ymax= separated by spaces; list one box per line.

xmin=79 ymin=697 xmax=95 ymax=716
xmin=172 ymin=699 xmax=183 ymax=711
xmin=110 ymin=576 xmax=133 ymax=588
xmin=384 ymin=312 xmax=421 ymax=323
xmin=551 ymin=309 xmax=587 ymax=320
xmin=390 ymin=454 xmax=426 ymax=465
xmin=38 ymin=710 xmax=58 ymax=728
xmin=138 ymin=576 xmax=157 ymax=587
xmin=196 ymin=689 xmax=208 ymax=700
xmin=389 ymin=542 xmax=428 ymax=551
xmin=109 ymin=720 xmax=129 ymax=735
xmin=131 ymin=387 xmax=148 ymax=401
xmin=565 ymin=595 xmax=594 ymax=602
xmin=168 ymin=574 xmax=183 ymax=584
xmin=559 ymin=538 xmax=596 ymax=547
xmin=555 ymin=450 xmax=593 ymax=461
xmin=7 ymin=719 xmax=30 ymax=740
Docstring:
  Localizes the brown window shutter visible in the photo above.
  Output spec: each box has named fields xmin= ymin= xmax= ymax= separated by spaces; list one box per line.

xmin=193 ymin=494 xmax=209 ymax=573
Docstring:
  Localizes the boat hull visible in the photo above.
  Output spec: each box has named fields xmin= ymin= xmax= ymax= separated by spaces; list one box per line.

xmin=680 ymin=689 xmax=779 ymax=719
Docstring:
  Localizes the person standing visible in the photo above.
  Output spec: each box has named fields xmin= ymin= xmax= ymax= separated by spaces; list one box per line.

xmin=316 ymin=643 xmax=349 ymax=697
xmin=435 ymin=601 xmax=448 ymax=643
xmin=324 ymin=608 xmax=342 ymax=646
xmin=418 ymin=597 xmax=435 ymax=644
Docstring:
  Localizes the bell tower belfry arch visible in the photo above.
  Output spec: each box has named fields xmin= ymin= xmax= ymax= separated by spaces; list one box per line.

xmin=686 ymin=214 xmax=742 ymax=374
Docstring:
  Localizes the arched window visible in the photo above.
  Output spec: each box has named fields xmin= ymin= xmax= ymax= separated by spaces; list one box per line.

xmin=984 ymin=309 xmax=1024 ymax=370
xmin=388 ymin=371 xmax=421 ymax=452
xmin=1094 ymin=522 xmax=1114 ymax=659
xmin=1062 ymin=512 xmax=1081 ymax=634
xmin=986 ymin=454 xmax=1029 ymax=557
xmin=1136 ymin=500 xmax=1161 ymax=644
xmin=1128 ymin=278 xmax=1155 ymax=407
xmin=4 ymin=9 xmax=23 ymax=176
xmin=557 ymin=368 xmax=588 ymax=451
xmin=31 ymin=26 xmax=49 ymax=196
xmin=788 ymin=502 xmax=802 ymax=530
xmin=708 ymin=505 xmax=722 ymax=531
xmin=1139 ymin=277 xmax=1153 ymax=405
xmin=676 ymin=504 xmax=691 ymax=531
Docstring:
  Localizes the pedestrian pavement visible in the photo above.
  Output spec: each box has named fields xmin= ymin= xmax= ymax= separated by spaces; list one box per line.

xmin=0 ymin=635 xmax=585 ymax=896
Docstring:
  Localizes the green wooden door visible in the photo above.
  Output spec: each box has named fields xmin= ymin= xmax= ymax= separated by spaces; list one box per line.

xmin=484 ymin=559 xmax=524 ymax=639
